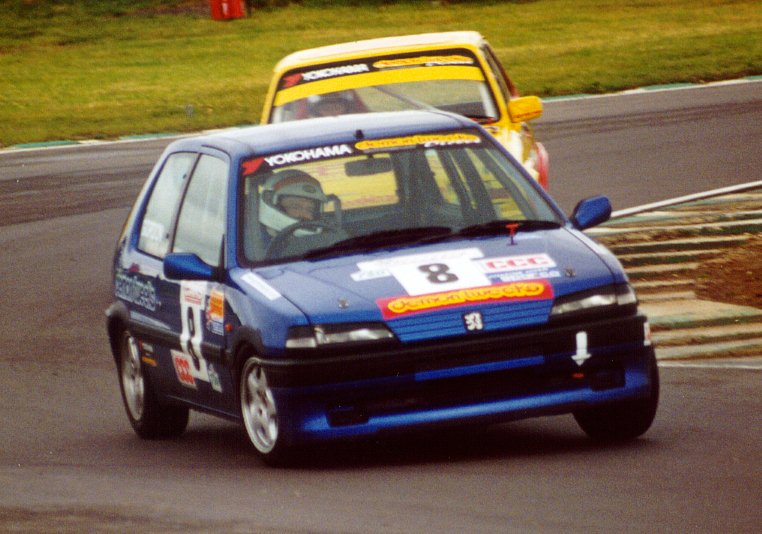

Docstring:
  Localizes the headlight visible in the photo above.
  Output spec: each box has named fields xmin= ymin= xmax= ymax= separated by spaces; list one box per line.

xmin=286 ymin=323 xmax=396 ymax=349
xmin=551 ymin=284 xmax=637 ymax=316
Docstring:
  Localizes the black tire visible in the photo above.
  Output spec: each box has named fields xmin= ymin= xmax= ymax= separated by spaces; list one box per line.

xmin=574 ymin=352 xmax=659 ymax=441
xmin=117 ymin=330 xmax=189 ymax=439
xmin=239 ymin=355 xmax=292 ymax=465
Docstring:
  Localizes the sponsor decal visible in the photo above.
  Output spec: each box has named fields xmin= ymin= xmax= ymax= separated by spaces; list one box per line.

xmin=140 ymin=356 xmax=158 ymax=367
xmin=488 ymin=268 xmax=561 ymax=283
xmin=373 ymin=55 xmax=474 ymax=69
xmin=208 ymin=363 xmax=222 ymax=393
xmin=302 ymin=63 xmax=370 ymax=82
xmin=138 ymin=341 xmax=157 ymax=367
xmin=242 ymin=157 xmax=265 ymax=176
xmin=280 ymin=64 xmax=370 ymax=89
xmin=352 ymin=248 xmax=483 ymax=282
xmin=242 ymin=272 xmax=282 ymax=300
xmin=172 ymin=350 xmax=197 ymax=389
xmin=264 ymin=144 xmax=353 ymax=168
xmin=356 ymin=133 xmax=481 ymax=151
xmin=115 ymin=271 xmax=158 ymax=311
xmin=281 ymin=73 xmax=303 ymax=89
xmin=206 ymin=288 xmax=225 ymax=335
xmin=480 ymin=253 xmax=562 ymax=282
xmin=182 ymin=284 xmax=204 ymax=306
xmin=171 ymin=347 xmax=223 ymax=393
xmin=377 ymin=279 xmax=553 ymax=319
xmin=140 ymin=219 xmax=165 ymax=243
xmin=480 ymin=254 xmax=555 ymax=272
xmin=171 ymin=282 xmax=224 ymax=393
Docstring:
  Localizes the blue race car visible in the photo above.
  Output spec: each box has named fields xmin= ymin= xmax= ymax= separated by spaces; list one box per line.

xmin=106 ymin=110 xmax=658 ymax=463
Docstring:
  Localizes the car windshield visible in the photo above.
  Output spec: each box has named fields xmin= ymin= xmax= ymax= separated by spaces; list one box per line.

xmin=269 ymin=50 xmax=499 ymax=123
xmin=239 ymin=130 xmax=562 ymax=264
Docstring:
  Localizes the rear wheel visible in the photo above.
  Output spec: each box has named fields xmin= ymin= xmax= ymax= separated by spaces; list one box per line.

xmin=240 ymin=356 xmax=291 ymax=464
xmin=574 ymin=352 xmax=659 ymax=441
xmin=118 ymin=330 xmax=188 ymax=439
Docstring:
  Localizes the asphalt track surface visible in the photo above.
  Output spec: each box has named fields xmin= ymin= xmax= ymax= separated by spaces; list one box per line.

xmin=1 ymin=82 xmax=761 ymax=532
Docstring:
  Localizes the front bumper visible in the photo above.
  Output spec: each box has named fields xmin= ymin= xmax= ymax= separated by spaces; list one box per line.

xmin=264 ymin=313 xmax=655 ymax=444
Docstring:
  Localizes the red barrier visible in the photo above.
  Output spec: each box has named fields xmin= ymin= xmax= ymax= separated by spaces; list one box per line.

xmin=210 ymin=0 xmax=245 ymax=21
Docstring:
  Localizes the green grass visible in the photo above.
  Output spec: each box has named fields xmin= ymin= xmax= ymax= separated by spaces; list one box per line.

xmin=0 ymin=0 xmax=760 ymax=147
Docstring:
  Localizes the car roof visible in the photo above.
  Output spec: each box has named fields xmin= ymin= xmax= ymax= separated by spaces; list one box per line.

xmin=168 ymin=110 xmax=476 ymax=157
xmin=273 ymin=31 xmax=486 ymax=72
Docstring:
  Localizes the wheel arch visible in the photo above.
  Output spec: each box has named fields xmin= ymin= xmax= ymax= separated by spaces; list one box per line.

xmin=106 ymin=301 xmax=130 ymax=366
xmin=229 ymin=326 xmax=268 ymax=394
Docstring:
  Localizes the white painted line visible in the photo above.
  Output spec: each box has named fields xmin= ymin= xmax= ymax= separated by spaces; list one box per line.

xmin=659 ymin=360 xmax=762 ymax=370
xmin=544 ymin=76 xmax=762 ymax=102
xmin=612 ymin=180 xmax=762 ymax=219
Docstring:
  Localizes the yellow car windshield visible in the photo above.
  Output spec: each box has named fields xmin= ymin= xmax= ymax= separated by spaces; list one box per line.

xmin=270 ymin=62 xmax=499 ymax=123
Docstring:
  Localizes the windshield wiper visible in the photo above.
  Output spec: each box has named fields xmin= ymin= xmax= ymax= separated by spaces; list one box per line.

xmin=304 ymin=226 xmax=453 ymax=260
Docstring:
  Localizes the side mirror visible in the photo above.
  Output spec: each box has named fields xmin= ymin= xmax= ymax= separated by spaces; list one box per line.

xmin=571 ymin=195 xmax=611 ymax=230
xmin=164 ymin=253 xmax=217 ymax=281
xmin=507 ymin=96 xmax=543 ymax=123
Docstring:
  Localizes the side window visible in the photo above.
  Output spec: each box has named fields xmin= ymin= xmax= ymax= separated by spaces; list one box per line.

xmin=173 ymin=155 xmax=229 ymax=267
xmin=482 ymin=45 xmax=518 ymax=99
xmin=138 ymin=152 xmax=197 ymax=258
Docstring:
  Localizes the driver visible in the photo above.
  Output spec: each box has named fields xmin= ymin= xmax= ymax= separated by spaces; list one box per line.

xmin=308 ymin=92 xmax=356 ymax=117
xmin=259 ymin=169 xmax=329 ymax=240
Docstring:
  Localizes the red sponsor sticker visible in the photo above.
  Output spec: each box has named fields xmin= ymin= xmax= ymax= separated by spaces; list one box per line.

xmin=480 ymin=254 xmax=555 ymax=272
xmin=377 ymin=279 xmax=553 ymax=320
xmin=242 ymin=157 xmax=265 ymax=176
xmin=172 ymin=352 xmax=196 ymax=389
xmin=281 ymin=73 xmax=303 ymax=88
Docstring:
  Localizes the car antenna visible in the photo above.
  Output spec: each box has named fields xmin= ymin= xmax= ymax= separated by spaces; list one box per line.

xmin=506 ymin=223 xmax=519 ymax=246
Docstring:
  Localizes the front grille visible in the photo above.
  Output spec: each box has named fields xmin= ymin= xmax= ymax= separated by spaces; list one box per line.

xmin=387 ymin=300 xmax=553 ymax=342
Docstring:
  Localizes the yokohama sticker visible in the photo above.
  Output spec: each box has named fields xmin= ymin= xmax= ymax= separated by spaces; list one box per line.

xmin=377 ymin=279 xmax=553 ymax=320
xmin=279 ymin=64 xmax=370 ymax=89
xmin=264 ymin=144 xmax=353 ymax=168
xmin=302 ymin=63 xmax=370 ymax=81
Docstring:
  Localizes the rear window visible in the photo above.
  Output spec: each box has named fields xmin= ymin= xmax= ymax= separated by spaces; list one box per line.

xmin=269 ymin=49 xmax=498 ymax=124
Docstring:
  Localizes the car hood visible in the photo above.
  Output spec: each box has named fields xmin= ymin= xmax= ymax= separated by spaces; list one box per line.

xmin=251 ymin=229 xmax=624 ymax=342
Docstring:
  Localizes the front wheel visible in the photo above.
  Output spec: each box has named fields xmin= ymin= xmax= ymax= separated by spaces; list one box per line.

xmin=118 ymin=330 xmax=188 ymax=439
xmin=574 ymin=353 xmax=659 ymax=441
xmin=240 ymin=356 xmax=291 ymax=464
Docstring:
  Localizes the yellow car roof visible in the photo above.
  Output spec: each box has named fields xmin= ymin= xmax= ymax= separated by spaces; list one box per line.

xmin=273 ymin=31 xmax=487 ymax=73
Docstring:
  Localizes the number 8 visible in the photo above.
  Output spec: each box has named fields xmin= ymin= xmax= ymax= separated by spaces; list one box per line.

xmin=419 ymin=263 xmax=459 ymax=284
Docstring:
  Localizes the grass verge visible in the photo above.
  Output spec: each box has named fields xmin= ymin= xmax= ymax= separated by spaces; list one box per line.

xmin=0 ymin=0 xmax=760 ymax=146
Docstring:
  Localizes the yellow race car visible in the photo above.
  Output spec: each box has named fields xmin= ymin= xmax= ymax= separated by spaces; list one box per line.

xmin=261 ymin=31 xmax=549 ymax=189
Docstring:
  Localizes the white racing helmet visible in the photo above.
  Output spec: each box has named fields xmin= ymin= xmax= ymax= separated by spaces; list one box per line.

xmin=308 ymin=92 xmax=356 ymax=117
xmin=259 ymin=169 xmax=329 ymax=234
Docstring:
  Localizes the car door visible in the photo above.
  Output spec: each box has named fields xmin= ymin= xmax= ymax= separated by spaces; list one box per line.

xmin=119 ymin=151 xmax=198 ymax=396
xmin=157 ymin=152 xmax=231 ymax=409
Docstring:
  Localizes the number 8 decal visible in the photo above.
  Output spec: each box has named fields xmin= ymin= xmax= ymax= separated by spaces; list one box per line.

xmin=186 ymin=306 xmax=201 ymax=370
xmin=180 ymin=281 xmax=206 ymax=371
xmin=391 ymin=257 xmax=490 ymax=296
xmin=419 ymin=263 xmax=459 ymax=284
